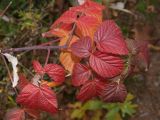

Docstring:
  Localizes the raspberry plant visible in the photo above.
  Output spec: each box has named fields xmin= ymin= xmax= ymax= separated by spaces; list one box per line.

xmin=1 ymin=0 xmax=149 ymax=119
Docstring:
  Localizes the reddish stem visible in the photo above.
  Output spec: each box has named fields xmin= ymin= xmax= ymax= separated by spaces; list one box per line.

xmin=45 ymin=49 xmax=51 ymax=65
xmin=1 ymin=45 xmax=66 ymax=53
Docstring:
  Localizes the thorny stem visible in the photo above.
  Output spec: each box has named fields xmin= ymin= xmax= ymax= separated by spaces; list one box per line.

xmin=0 ymin=54 xmax=18 ymax=95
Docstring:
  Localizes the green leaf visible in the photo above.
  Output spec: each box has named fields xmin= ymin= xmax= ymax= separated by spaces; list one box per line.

xmin=94 ymin=0 xmax=103 ymax=4
xmin=71 ymin=109 xmax=85 ymax=119
xmin=136 ymin=0 xmax=147 ymax=14
xmin=125 ymin=93 xmax=135 ymax=102
xmin=105 ymin=107 xmax=120 ymax=120
xmin=82 ymin=100 xmax=103 ymax=110
xmin=102 ymin=103 xmax=119 ymax=110
xmin=120 ymin=101 xmax=137 ymax=117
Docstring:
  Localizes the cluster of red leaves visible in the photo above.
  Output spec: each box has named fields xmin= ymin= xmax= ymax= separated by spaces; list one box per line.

xmin=42 ymin=0 xmax=104 ymax=73
xmin=5 ymin=0 xmax=150 ymax=119
xmin=5 ymin=62 xmax=65 ymax=119
xmin=71 ymin=20 xmax=129 ymax=102
xmin=16 ymin=61 xmax=65 ymax=113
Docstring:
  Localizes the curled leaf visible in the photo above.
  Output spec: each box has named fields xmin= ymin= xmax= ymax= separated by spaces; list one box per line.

xmin=3 ymin=53 xmax=19 ymax=87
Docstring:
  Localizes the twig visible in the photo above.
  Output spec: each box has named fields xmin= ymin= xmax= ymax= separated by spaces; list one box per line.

xmin=17 ymin=38 xmax=61 ymax=57
xmin=45 ymin=49 xmax=51 ymax=65
xmin=66 ymin=23 xmax=77 ymax=46
xmin=149 ymin=44 xmax=160 ymax=51
xmin=39 ymin=38 xmax=61 ymax=46
xmin=0 ymin=1 xmax=12 ymax=17
xmin=0 ymin=54 xmax=18 ymax=95
xmin=1 ymin=45 xmax=66 ymax=53
xmin=1 ymin=28 xmax=74 ymax=53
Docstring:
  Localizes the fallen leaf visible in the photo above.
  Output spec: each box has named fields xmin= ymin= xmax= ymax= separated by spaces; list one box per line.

xmin=3 ymin=53 xmax=19 ymax=87
xmin=110 ymin=2 xmax=133 ymax=15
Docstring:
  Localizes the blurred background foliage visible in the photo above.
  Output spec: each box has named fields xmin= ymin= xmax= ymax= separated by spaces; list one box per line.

xmin=0 ymin=0 xmax=160 ymax=120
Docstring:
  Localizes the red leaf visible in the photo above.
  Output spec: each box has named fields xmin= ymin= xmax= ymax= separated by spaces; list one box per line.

xmin=71 ymin=36 xmax=92 ymax=58
xmin=76 ymin=15 xmax=100 ymax=37
xmin=16 ymin=84 xmax=58 ymax=114
xmin=44 ymin=64 xmax=65 ymax=84
xmin=101 ymin=82 xmax=127 ymax=102
xmin=32 ymin=60 xmax=44 ymax=75
xmin=17 ymin=74 xmax=29 ymax=91
xmin=52 ymin=0 xmax=104 ymax=28
xmin=89 ymin=51 xmax=124 ymax=78
xmin=51 ymin=10 xmax=77 ymax=28
xmin=52 ymin=10 xmax=99 ymax=38
xmin=72 ymin=63 xmax=91 ymax=86
xmin=94 ymin=20 xmax=128 ymax=55
xmin=32 ymin=61 xmax=65 ymax=84
xmin=77 ymin=80 xmax=105 ymax=102
xmin=5 ymin=108 xmax=25 ymax=120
